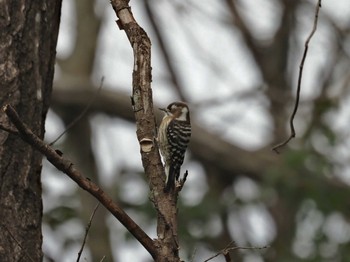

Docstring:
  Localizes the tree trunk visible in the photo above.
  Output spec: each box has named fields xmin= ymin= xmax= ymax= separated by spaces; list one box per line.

xmin=0 ymin=0 xmax=61 ymax=260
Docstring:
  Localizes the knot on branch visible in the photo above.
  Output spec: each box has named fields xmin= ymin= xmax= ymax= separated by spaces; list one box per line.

xmin=125 ymin=24 xmax=151 ymax=51
xmin=140 ymin=137 xmax=153 ymax=152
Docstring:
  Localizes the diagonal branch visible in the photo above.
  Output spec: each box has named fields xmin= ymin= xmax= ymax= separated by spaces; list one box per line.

xmin=2 ymin=104 xmax=157 ymax=260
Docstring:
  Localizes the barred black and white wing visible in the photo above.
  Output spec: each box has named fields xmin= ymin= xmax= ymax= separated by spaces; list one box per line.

xmin=164 ymin=119 xmax=191 ymax=192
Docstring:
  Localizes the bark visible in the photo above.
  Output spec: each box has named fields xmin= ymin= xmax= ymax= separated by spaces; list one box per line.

xmin=0 ymin=0 xmax=61 ymax=260
xmin=110 ymin=1 xmax=181 ymax=261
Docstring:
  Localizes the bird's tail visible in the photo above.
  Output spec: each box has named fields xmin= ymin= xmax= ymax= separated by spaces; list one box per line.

xmin=164 ymin=165 xmax=179 ymax=192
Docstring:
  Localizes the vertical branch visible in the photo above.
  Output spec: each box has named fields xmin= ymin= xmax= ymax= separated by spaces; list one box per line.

xmin=110 ymin=1 xmax=180 ymax=261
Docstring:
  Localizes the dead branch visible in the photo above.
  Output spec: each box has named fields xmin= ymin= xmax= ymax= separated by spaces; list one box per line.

xmin=272 ymin=0 xmax=322 ymax=153
xmin=204 ymin=241 xmax=269 ymax=262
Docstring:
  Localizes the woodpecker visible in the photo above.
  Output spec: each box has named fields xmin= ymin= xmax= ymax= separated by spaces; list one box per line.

xmin=158 ymin=101 xmax=191 ymax=192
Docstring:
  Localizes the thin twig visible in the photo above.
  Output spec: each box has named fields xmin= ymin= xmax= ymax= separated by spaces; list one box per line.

xmin=1 ymin=225 xmax=36 ymax=262
xmin=204 ymin=241 xmax=269 ymax=262
xmin=76 ymin=203 xmax=100 ymax=262
xmin=204 ymin=241 xmax=234 ymax=262
xmin=272 ymin=0 xmax=322 ymax=153
xmin=49 ymin=77 xmax=104 ymax=146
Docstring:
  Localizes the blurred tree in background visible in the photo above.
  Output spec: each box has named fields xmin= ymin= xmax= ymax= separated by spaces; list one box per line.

xmin=43 ymin=0 xmax=350 ymax=261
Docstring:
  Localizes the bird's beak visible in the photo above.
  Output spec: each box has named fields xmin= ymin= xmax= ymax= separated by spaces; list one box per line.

xmin=159 ymin=107 xmax=167 ymax=113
